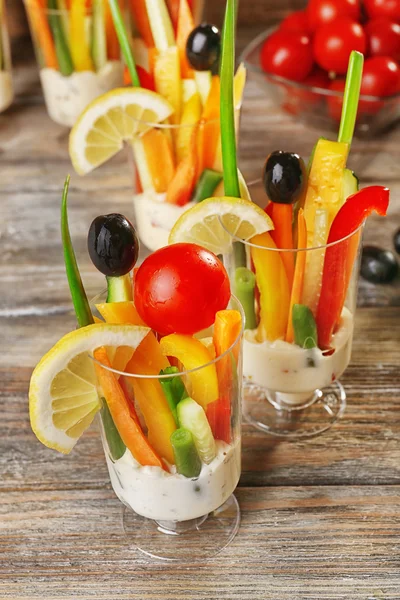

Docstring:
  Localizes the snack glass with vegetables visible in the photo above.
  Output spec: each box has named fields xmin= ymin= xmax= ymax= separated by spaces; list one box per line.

xmin=29 ymin=177 xmax=243 ymax=561
xmin=24 ymin=0 xmax=124 ymax=127
xmin=0 ymin=0 xmax=14 ymax=113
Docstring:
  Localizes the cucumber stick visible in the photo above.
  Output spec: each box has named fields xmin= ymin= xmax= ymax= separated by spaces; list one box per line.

xmin=341 ymin=169 xmax=359 ymax=201
xmin=192 ymin=169 xmax=223 ymax=203
xmin=106 ymin=273 xmax=132 ymax=303
xmin=171 ymin=428 xmax=202 ymax=478
xmin=144 ymin=0 xmax=174 ymax=51
xmin=101 ymin=399 xmax=126 ymax=460
xmin=195 ymin=70 xmax=212 ymax=106
xmin=91 ymin=0 xmax=107 ymax=72
xmin=177 ymin=397 xmax=216 ymax=465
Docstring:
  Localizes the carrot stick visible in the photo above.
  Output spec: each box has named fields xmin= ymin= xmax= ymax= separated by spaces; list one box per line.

xmin=201 ymin=75 xmax=220 ymax=170
xmin=286 ymin=209 xmax=307 ymax=343
xmin=70 ymin=0 xmax=94 ymax=71
xmin=27 ymin=0 xmax=59 ymax=69
xmin=129 ymin=0 xmax=154 ymax=47
xmin=104 ymin=0 xmax=120 ymax=60
xmin=166 ymin=0 xmax=180 ymax=30
xmin=270 ymin=203 xmax=295 ymax=288
xmin=94 ymin=347 xmax=165 ymax=468
xmin=176 ymin=0 xmax=195 ymax=79
xmin=166 ymin=124 xmax=198 ymax=205
xmin=142 ymin=128 xmax=175 ymax=193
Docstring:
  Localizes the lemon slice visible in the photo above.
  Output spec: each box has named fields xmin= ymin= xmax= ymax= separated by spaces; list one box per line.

xmin=168 ymin=196 xmax=274 ymax=255
xmin=69 ymin=87 xmax=174 ymax=175
xmin=29 ymin=323 xmax=149 ymax=454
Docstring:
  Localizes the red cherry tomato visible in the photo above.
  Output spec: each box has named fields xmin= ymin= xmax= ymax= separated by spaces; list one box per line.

xmin=134 ymin=243 xmax=230 ymax=335
xmin=260 ymin=31 xmax=314 ymax=82
xmin=307 ymin=0 xmax=360 ymax=31
xmin=358 ymin=56 xmax=400 ymax=114
xmin=327 ymin=79 xmax=346 ymax=121
xmin=365 ymin=19 xmax=400 ymax=62
xmin=313 ymin=18 xmax=366 ymax=74
xmin=280 ymin=10 xmax=310 ymax=34
xmin=283 ymin=69 xmax=331 ymax=115
xmin=364 ymin=0 xmax=400 ymax=22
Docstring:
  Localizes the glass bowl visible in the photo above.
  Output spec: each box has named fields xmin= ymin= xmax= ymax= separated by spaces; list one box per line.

xmin=240 ymin=27 xmax=400 ymax=137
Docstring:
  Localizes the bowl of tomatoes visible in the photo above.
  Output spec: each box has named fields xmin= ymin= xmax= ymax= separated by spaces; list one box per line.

xmin=240 ymin=0 xmax=400 ymax=136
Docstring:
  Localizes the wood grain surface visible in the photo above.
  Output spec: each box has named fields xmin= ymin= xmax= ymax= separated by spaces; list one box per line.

xmin=1 ymin=24 xmax=400 ymax=600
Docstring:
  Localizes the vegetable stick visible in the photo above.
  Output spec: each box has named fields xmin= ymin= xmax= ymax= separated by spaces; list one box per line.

xmin=286 ymin=209 xmax=307 ymax=343
xmin=128 ymin=0 xmax=154 ymax=48
xmin=166 ymin=0 xmax=180 ymax=30
xmin=142 ymin=128 xmax=175 ymax=193
xmin=48 ymin=0 xmax=74 ymax=75
xmin=270 ymin=203 xmax=295 ymax=288
xmin=176 ymin=0 xmax=195 ymax=79
xmin=171 ymin=428 xmax=202 ymax=478
xmin=166 ymin=124 xmax=197 ymax=205
xmin=176 ymin=91 xmax=201 ymax=163
xmin=153 ymin=45 xmax=182 ymax=123
xmin=27 ymin=0 xmax=59 ymax=69
xmin=94 ymin=347 xmax=165 ymax=468
xmin=56 ymin=0 xmax=70 ymax=41
xmin=91 ymin=0 xmax=107 ymax=71
xmin=70 ymin=0 xmax=94 ymax=71
xmin=108 ymin=0 xmax=140 ymax=85
xmin=104 ymin=0 xmax=119 ymax=60
xmin=145 ymin=0 xmax=175 ymax=51
xmin=201 ymin=75 xmax=220 ymax=170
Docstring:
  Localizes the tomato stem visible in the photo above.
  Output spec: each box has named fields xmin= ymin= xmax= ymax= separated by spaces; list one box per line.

xmin=337 ymin=50 xmax=364 ymax=146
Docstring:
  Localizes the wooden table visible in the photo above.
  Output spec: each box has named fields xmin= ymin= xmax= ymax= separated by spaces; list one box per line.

xmin=1 ymin=30 xmax=400 ymax=599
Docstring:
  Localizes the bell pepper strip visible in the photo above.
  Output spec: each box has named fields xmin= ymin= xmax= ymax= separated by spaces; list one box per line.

xmin=166 ymin=0 xmax=180 ymax=30
xmin=176 ymin=0 xmax=195 ymax=79
xmin=269 ymin=203 xmax=295 ymax=288
xmin=234 ymin=267 xmax=257 ymax=330
xmin=176 ymin=92 xmax=201 ymax=164
xmin=128 ymin=0 xmax=154 ymax=47
xmin=96 ymin=300 xmax=146 ymax=326
xmin=286 ymin=208 xmax=306 ymax=343
xmin=301 ymin=208 xmax=329 ymax=316
xmin=27 ymin=0 xmax=59 ymax=69
xmin=69 ymin=0 xmax=94 ymax=71
xmin=142 ymin=128 xmax=175 ymax=193
xmin=171 ymin=428 xmax=202 ymax=478
xmin=166 ymin=123 xmax=198 ymax=205
xmin=154 ymin=46 xmax=182 ymax=123
xmin=94 ymin=347 xmax=165 ymax=468
xmin=48 ymin=0 xmax=74 ymax=76
xmin=201 ymin=76 xmax=221 ymax=171
xmin=292 ymin=304 xmax=318 ymax=349
xmin=159 ymin=334 xmax=219 ymax=410
xmin=125 ymin=333 xmax=177 ymax=464
xmin=250 ymin=232 xmax=291 ymax=342
xmin=108 ymin=0 xmax=140 ymax=85
xmin=104 ymin=0 xmax=120 ymax=60
xmin=316 ymin=186 xmax=389 ymax=349
xmin=159 ymin=366 xmax=188 ymax=425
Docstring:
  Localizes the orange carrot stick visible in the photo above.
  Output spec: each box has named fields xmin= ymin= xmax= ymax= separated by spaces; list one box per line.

xmin=166 ymin=124 xmax=198 ymax=205
xmin=286 ymin=209 xmax=307 ymax=343
xmin=166 ymin=0 xmax=180 ymax=30
xmin=201 ymin=76 xmax=221 ymax=170
xmin=270 ymin=203 xmax=295 ymax=288
xmin=176 ymin=0 xmax=195 ymax=78
xmin=129 ymin=0 xmax=154 ymax=47
xmin=104 ymin=0 xmax=120 ymax=60
xmin=142 ymin=128 xmax=175 ymax=193
xmin=27 ymin=0 xmax=59 ymax=69
xmin=94 ymin=347 xmax=165 ymax=468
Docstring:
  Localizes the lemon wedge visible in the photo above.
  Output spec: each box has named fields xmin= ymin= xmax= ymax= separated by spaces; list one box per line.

xmin=69 ymin=87 xmax=174 ymax=175
xmin=168 ymin=196 xmax=274 ymax=255
xmin=29 ymin=323 xmax=149 ymax=454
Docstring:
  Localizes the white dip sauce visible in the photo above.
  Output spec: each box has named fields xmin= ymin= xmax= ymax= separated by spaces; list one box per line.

xmin=39 ymin=61 xmax=124 ymax=127
xmin=243 ymin=308 xmax=354 ymax=405
xmin=0 ymin=71 xmax=13 ymax=112
xmin=106 ymin=440 xmax=241 ymax=522
xmin=133 ymin=191 xmax=196 ymax=252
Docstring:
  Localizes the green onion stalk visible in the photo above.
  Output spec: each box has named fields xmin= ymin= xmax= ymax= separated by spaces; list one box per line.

xmin=107 ymin=0 xmax=140 ymax=87
xmin=338 ymin=51 xmax=364 ymax=147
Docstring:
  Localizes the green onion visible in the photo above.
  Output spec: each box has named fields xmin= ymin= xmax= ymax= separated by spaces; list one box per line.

xmin=234 ymin=267 xmax=257 ymax=330
xmin=338 ymin=51 xmax=364 ymax=147
xmin=107 ymin=0 xmax=140 ymax=87
xmin=48 ymin=0 xmax=73 ymax=76
xmin=170 ymin=428 xmax=202 ymax=478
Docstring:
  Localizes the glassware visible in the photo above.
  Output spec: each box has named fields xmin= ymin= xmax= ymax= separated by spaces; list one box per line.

xmin=221 ymin=218 xmax=363 ymax=439
xmin=241 ymin=27 xmax=400 ymax=137
xmin=24 ymin=0 xmax=124 ymax=127
xmin=92 ymin=291 xmax=243 ymax=561
xmin=0 ymin=0 xmax=14 ymax=113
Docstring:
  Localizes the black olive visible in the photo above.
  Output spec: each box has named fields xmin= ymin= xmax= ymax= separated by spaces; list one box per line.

xmin=360 ymin=246 xmax=398 ymax=284
xmin=186 ymin=23 xmax=221 ymax=72
xmin=263 ymin=151 xmax=306 ymax=205
xmin=87 ymin=213 xmax=139 ymax=277
xmin=394 ymin=228 xmax=400 ymax=255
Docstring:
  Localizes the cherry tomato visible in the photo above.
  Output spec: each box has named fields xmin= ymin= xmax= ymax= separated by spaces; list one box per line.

xmin=283 ymin=69 xmax=330 ymax=115
xmin=307 ymin=0 xmax=360 ymax=31
xmin=260 ymin=31 xmax=314 ymax=82
xmin=134 ymin=243 xmax=230 ymax=335
xmin=327 ymin=79 xmax=346 ymax=121
xmin=280 ymin=10 xmax=310 ymax=34
xmin=313 ymin=18 xmax=366 ymax=74
xmin=365 ymin=18 xmax=400 ymax=62
xmin=357 ymin=56 xmax=400 ymax=114
xmin=364 ymin=0 xmax=400 ymax=22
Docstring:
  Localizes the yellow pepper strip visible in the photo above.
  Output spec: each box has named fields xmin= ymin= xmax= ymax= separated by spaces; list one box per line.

xmin=70 ymin=0 xmax=94 ymax=71
xmin=95 ymin=301 xmax=146 ymax=326
xmin=159 ymin=334 xmax=219 ymax=410
xmin=250 ymin=232 xmax=291 ymax=342
xmin=125 ymin=334 xmax=176 ymax=465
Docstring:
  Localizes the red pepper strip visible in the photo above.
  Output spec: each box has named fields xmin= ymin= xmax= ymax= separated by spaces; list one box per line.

xmin=207 ymin=396 xmax=231 ymax=444
xmin=316 ymin=186 xmax=389 ymax=348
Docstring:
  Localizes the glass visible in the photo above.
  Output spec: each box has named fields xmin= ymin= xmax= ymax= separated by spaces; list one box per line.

xmin=24 ymin=0 xmax=124 ymax=127
xmin=221 ymin=215 xmax=363 ymax=439
xmin=241 ymin=27 xmax=400 ymax=137
xmin=92 ymin=291 xmax=243 ymax=561
xmin=0 ymin=0 xmax=14 ymax=113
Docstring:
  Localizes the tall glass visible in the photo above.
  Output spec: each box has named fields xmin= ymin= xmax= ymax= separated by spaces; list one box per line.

xmin=24 ymin=0 xmax=124 ymax=126
xmin=92 ymin=292 xmax=243 ymax=561
xmin=222 ymin=223 xmax=363 ymax=439
xmin=0 ymin=0 xmax=14 ymax=113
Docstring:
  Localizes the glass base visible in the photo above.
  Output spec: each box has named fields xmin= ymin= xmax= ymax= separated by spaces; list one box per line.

xmin=122 ymin=494 xmax=240 ymax=562
xmin=243 ymin=379 xmax=346 ymax=439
